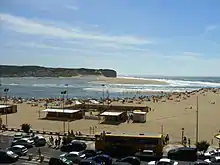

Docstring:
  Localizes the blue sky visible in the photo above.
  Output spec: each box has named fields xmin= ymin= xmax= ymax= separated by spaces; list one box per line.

xmin=1 ymin=0 xmax=220 ymax=76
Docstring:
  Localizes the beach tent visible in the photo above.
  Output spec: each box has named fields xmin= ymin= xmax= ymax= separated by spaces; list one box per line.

xmin=215 ymin=134 xmax=220 ymax=140
xmin=75 ymin=100 xmax=82 ymax=105
xmin=90 ymin=100 xmax=99 ymax=104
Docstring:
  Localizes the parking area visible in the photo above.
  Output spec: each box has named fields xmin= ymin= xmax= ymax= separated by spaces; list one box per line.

xmin=0 ymin=132 xmax=95 ymax=165
xmin=0 ymin=131 xmax=205 ymax=165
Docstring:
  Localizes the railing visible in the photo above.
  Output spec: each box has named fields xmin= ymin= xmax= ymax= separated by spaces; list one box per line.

xmin=1 ymin=127 xmax=95 ymax=141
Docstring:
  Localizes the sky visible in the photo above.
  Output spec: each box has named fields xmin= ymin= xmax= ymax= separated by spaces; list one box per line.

xmin=1 ymin=0 xmax=220 ymax=76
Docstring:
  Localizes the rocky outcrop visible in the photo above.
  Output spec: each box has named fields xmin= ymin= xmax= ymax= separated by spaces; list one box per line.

xmin=0 ymin=65 xmax=117 ymax=78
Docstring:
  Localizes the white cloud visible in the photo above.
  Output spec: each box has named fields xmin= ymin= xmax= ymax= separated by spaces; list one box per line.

xmin=182 ymin=51 xmax=201 ymax=57
xmin=0 ymin=13 xmax=152 ymax=45
xmin=4 ymin=42 xmax=132 ymax=57
xmin=65 ymin=5 xmax=79 ymax=11
xmin=205 ymin=25 xmax=218 ymax=32
xmin=163 ymin=51 xmax=202 ymax=61
xmin=66 ymin=41 xmax=150 ymax=52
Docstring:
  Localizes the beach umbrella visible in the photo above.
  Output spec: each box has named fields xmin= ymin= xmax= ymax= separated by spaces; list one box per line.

xmin=214 ymin=133 xmax=220 ymax=140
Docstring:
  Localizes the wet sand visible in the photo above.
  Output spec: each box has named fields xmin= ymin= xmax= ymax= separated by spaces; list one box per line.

xmin=95 ymin=77 xmax=168 ymax=85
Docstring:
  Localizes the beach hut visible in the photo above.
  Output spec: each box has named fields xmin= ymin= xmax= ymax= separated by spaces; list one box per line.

xmin=75 ymin=100 xmax=82 ymax=105
xmin=100 ymin=111 xmax=127 ymax=124
xmin=90 ymin=100 xmax=99 ymax=104
xmin=0 ymin=104 xmax=17 ymax=114
xmin=41 ymin=108 xmax=84 ymax=121
xmin=132 ymin=110 xmax=146 ymax=123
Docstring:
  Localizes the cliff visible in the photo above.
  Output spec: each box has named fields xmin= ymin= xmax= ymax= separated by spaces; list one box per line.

xmin=0 ymin=65 xmax=117 ymax=78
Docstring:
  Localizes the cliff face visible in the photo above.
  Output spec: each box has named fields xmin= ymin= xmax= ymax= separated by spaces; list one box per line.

xmin=0 ymin=65 xmax=117 ymax=78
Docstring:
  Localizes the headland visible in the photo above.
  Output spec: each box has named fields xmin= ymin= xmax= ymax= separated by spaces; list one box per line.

xmin=0 ymin=65 xmax=117 ymax=78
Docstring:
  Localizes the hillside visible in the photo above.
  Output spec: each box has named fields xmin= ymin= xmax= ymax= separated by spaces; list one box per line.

xmin=0 ymin=65 xmax=117 ymax=78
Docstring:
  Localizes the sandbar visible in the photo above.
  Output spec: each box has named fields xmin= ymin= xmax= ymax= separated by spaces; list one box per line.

xmin=95 ymin=77 xmax=168 ymax=85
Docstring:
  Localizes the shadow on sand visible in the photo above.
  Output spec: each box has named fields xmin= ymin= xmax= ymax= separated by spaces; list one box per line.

xmin=100 ymin=120 xmax=122 ymax=125
xmin=38 ymin=117 xmax=76 ymax=122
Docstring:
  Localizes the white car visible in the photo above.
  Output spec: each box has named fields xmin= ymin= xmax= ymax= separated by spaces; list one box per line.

xmin=60 ymin=151 xmax=86 ymax=159
xmin=148 ymin=158 xmax=178 ymax=165
xmin=35 ymin=136 xmax=46 ymax=146
xmin=20 ymin=138 xmax=34 ymax=144
xmin=60 ymin=151 xmax=85 ymax=164
xmin=11 ymin=138 xmax=34 ymax=148
xmin=204 ymin=156 xmax=220 ymax=164
xmin=7 ymin=145 xmax=28 ymax=156
xmin=204 ymin=149 xmax=220 ymax=157
xmin=13 ymin=133 xmax=23 ymax=141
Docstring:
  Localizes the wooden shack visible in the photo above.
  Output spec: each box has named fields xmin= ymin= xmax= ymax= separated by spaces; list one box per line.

xmin=100 ymin=111 xmax=127 ymax=123
xmin=41 ymin=108 xmax=84 ymax=121
xmin=0 ymin=104 xmax=17 ymax=114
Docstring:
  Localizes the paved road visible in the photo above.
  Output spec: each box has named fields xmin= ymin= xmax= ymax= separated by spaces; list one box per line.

xmin=0 ymin=131 xmax=95 ymax=149
xmin=10 ymin=159 xmax=49 ymax=165
xmin=0 ymin=132 xmax=213 ymax=165
xmin=0 ymin=131 xmax=95 ymax=165
xmin=0 ymin=135 xmax=13 ymax=149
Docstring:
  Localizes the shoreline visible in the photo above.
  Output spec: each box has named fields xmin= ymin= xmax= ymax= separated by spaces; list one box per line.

xmin=95 ymin=77 xmax=169 ymax=85
xmin=0 ymin=88 xmax=210 ymax=100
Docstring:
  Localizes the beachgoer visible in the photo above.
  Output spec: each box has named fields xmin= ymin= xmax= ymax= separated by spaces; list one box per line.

xmin=55 ymin=139 xmax=58 ymax=147
xmin=165 ymin=134 xmax=169 ymax=145
xmin=50 ymin=136 xmax=54 ymax=145
xmin=183 ymin=136 xmax=187 ymax=146
xmin=37 ymin=148 xmax=41 ymax=159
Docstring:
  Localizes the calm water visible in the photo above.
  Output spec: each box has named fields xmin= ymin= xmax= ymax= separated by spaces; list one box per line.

xmin=1 ymin=76 xmax=220 ymax=99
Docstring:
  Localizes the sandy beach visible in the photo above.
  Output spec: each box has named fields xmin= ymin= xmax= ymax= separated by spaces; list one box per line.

xmin=96 ymin=77 xmax=168 ymax=85
xmin=1 ymin=88 xmax=220 ymax=146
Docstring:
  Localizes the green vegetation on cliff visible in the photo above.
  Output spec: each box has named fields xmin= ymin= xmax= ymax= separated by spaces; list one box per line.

xmin=0 ymin=65 xmax=117 ymax=78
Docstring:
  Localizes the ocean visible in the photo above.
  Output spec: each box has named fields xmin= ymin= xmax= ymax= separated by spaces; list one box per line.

xmin=1 ymin=76 xmax=220 ymax=99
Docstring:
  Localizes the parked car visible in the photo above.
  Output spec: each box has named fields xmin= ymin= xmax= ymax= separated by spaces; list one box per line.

xmin=79 ymin=150 xmax=100 ymax=159
xmin=113 ymin=162 xmax=132 ymax=165
xmin=13 ymin=133 xmax=24 ymax=141
xmin=189 ymin=160 xmax=209 ymax=165
xmin=35 ymin=136 xmax=46 ymax=147
xmin=89 ymin=154 xmax=113 ymax=165
xmin=7 ymin=145 xmax=28 ymax=156
xmin=105 ymin=146 xmax=133 ymax=158
xmin=0 ymin=150 xmax=19 ymax=163
xmin=60 ymin=151 xmax=83 ymax=164
xmin=116 ymin=156 xmax=141 ymax=165
xmin=134 ymin=150 xmax=157 ymax=161
xmin=148 ymin=158 xmax=178 ymax=165
xmin=22 ymin=133 xmax=35 ymax=141
xmin=11 ymin=138 xmax=34 ymax=148
xmin=79 ymin=159 xmax=99 ymax=165
xmin=13 ymin=133 xmax=34 ymax=141
xmin=204 ymin=156 xmax=220 ymax=164
xmin=167 ymin=147 xmax=197 ymax=161
xmin=204 ymin=149 xmax=220 ymax=159
xmin=49 ymin=157 xmax=73 ymax=165
xmin=60 ymin=141 xmax=87 ymax=152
